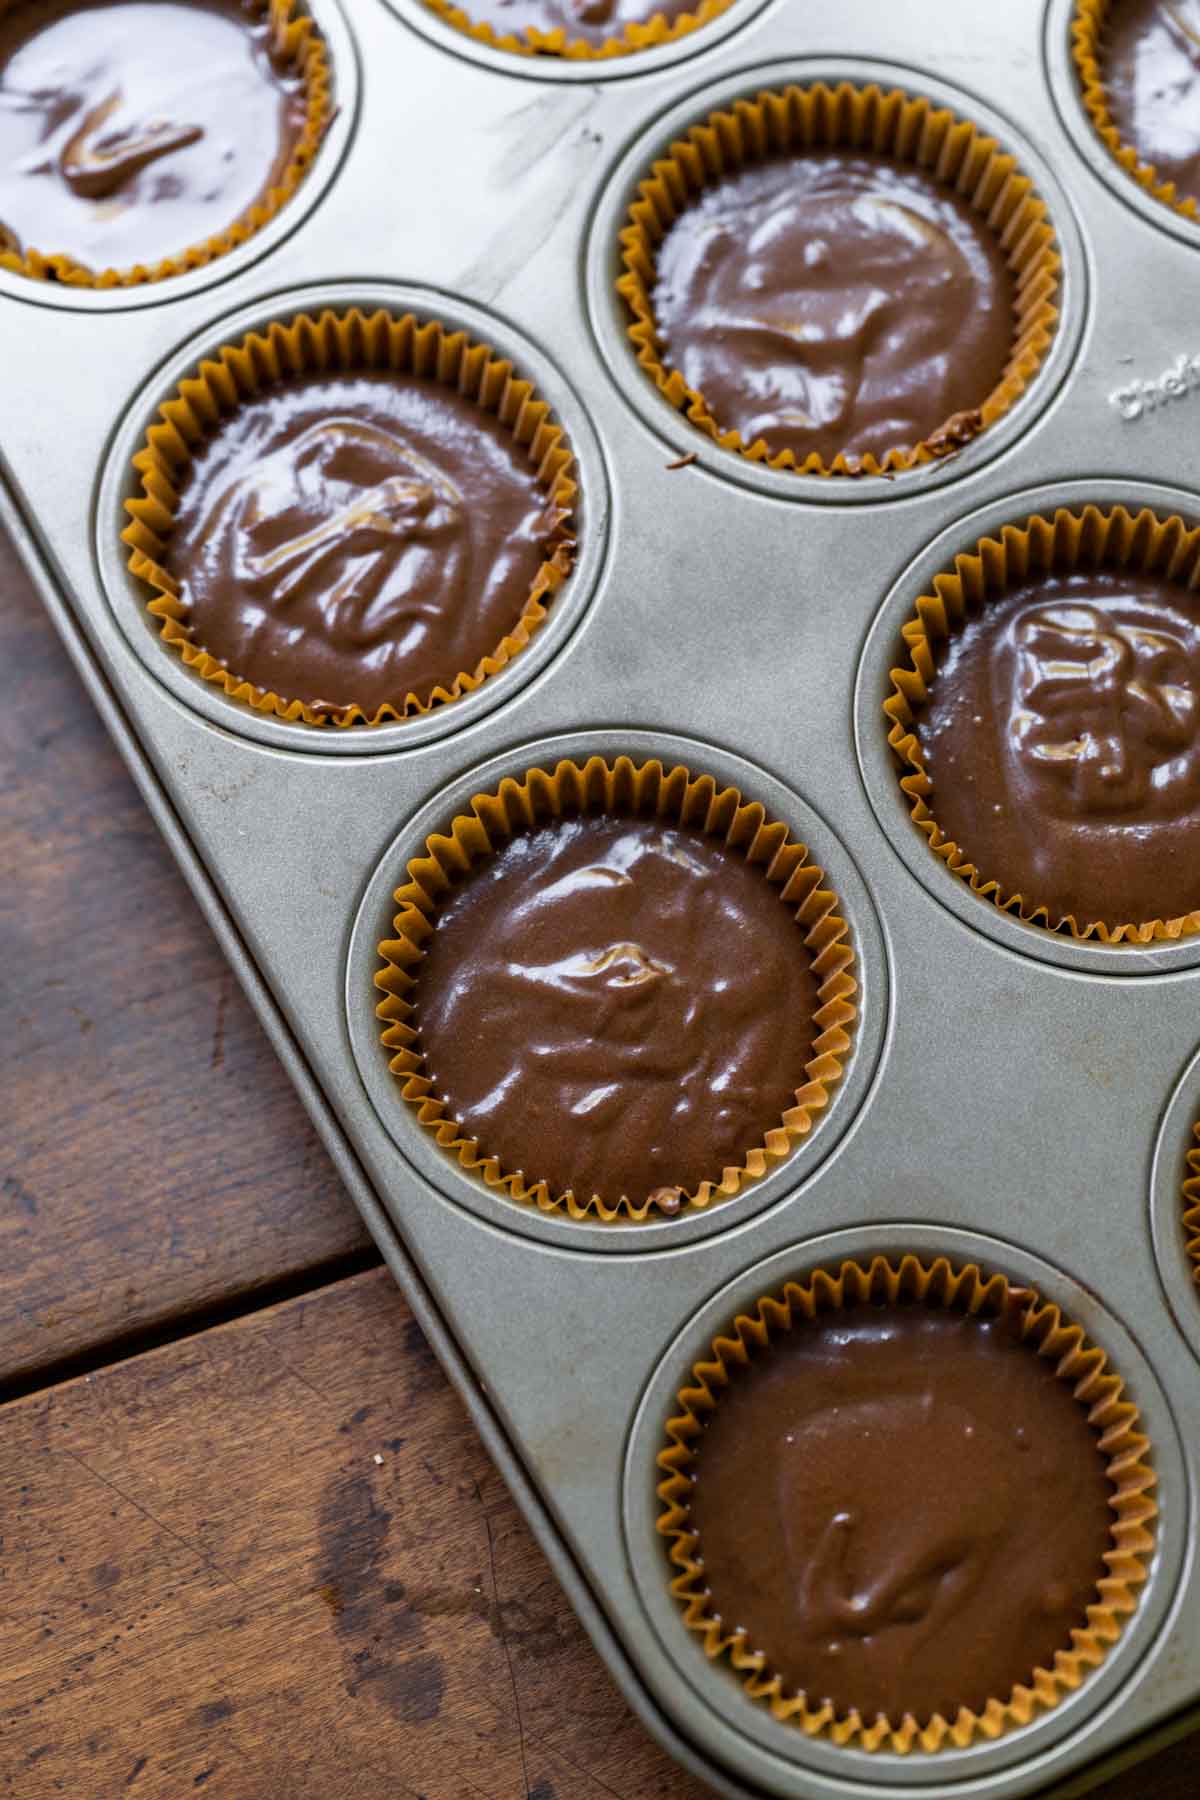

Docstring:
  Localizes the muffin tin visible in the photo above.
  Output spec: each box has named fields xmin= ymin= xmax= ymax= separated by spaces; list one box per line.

xmin=3 ymin=0 xmax=1200 ymax=1793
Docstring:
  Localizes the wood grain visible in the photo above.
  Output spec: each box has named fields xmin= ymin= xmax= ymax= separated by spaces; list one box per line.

xmin=0 ymin=1266 xmax=710 ymax=1800
xmin=0 ymin=537 xmax=372 ymax=1388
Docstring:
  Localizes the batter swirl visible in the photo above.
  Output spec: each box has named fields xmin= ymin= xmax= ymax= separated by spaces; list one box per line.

xmin=166 ymin=371 xmax=559 ymax=715
xmin=689 ymin=1306 xmax=1113 ymax=1723
xmin=651 ymin=151 xmax=1016 ymax=467
xmin=0 ymin=0 xmax=309 ymax=270
xmin=918 ymin=570 xmax=1200 ymax=925
xmin=1104 ymin=0 xmax=1200 ymax=209
xmin=411 ymin=814 xmax=820 ymax=1209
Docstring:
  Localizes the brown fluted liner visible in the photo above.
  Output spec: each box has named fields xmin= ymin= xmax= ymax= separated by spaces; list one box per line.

xmin=374 ymin=755 xmax=858 ymax=1221
xmin=1072 ymin=1 xmax=1200 ymax=225
xmin=1184 ymin=1123 xmax=1200 ymax=1285
xmin=121 ymin=307 xmax=577 ymax=727
xmin=0 ymin=0 xmax=332 ymax=289
xmin=419 ymin=0 xmax=734 ymax=62
xmin=885 ymin=503 xmax=1200 ymax=943
xmin=617 ymin=81 xmax=1061 ymax=476
xmin=658 ymin=1253 xmax=1156 ymax=1752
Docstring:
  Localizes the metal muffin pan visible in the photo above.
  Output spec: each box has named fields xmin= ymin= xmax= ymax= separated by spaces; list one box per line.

xmin=3 ymin=0 xmax=1200 ymax=1793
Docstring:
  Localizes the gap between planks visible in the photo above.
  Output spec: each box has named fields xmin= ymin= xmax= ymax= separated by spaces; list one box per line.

xmin=0 ymin=1244 xmax=383 ymax=1408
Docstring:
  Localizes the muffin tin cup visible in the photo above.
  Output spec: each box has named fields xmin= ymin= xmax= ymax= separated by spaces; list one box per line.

xmin=883 ymin=500 xmax=1200 ymax=945
xmin=656 ymin=1252 xmax=1156 ymax=1753
xmin=856 ymin=477 xmax=1200 ymax=975
xmin=95 ymin=280 xmax=612 ymax=753
xmin=615 ymin=77 xmax=1061 ymax=478
xmin=1185 ymin=1130 xmax=1200 ymax=1288
xmin=0 ymin=0 xmax=334 ymax=292
xmin=348 ymin=728 xmax=889 ymax=1252
xmin=121 ymin=303 xmax=578 ymax=727
xmin=1046 ymin=0 xmax=1200 ymax=251
xmin=0 ymin=0 xmax=359 ymax=313
xmin=1070 ymin=0 xmax=1200 ymax=227
xmin=381 ymin=0 xmax=775 ymax=82
xmin=1149 ymin=1038 xmax=1200 ymax=1366
xmin=374 ymin=750 xmax=858 ymax=1221
xmin=586 ymin=55 xmax=1089 ymax=505
xmin=623 ymin=1226 xmax=1189 ymax=1790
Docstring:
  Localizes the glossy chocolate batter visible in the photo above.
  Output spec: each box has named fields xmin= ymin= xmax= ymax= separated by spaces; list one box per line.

xmin=0 ymin=0 xmax=308 ymax=270
xmin=165 ymin=371 xmax=561 ymax=715
xmin=1104 ymin=0 xmax=1200 ymax=207
xmin=689 ymin=1304 xmax=1114 ymax=1724
xmin=412 ymin=814 xmax=820 ymax=1209
xmin=651 ymin=151 xmax=1016 ymax=467
xmin=438 ymin=0 xmax=700 ymax=47
xmin=917 ymin=570 xmax=1200 ymax=925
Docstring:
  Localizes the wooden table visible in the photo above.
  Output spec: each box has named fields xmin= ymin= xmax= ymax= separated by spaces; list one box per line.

xmin=1 ymin=533 xmax=1193 ymax=1799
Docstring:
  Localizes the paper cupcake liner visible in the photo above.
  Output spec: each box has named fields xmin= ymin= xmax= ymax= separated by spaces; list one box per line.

xmin=658 ymin=1253 xmax=1156 ymax=1752
xmin=1071 ymin=1 xmax=1200 ymax=225
xmin=121 ymin=307 xmax=578 ymax=727
xmin=1183 ymin=1122 xmax=1200 ymax=1286
xmin=616 ymin=80 xmax=1061 ymax=477
xmin=0 ymin=0 xmax=332 ymax=288
xmin=374 ymin=754 xmax=858 ymax=1221
xmin=885 ymin=503 xmax=1200 ymax=943
xmin=419 ymin=0 xmax=734 ymax=62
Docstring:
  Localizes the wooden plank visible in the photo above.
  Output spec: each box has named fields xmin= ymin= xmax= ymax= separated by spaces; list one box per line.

xmin=0 ymin=1266 xmax=712 ymax=1799
xmin=0 ymin=1264 xmax=1190 ymax=1800
xmin=0 ymin=534 xmax=372 ymax=1387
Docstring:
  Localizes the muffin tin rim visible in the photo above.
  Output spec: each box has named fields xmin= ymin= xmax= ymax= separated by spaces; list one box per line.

xmin=377 ymin=0 xmax=779 ymax=83
xmin=0 ymin=0 xmax=361 ymax=315
xmin=1043 ymin=0 xmax=1200 ymax=254
xmin=343 ymin=725 xmax=891 ymax=1255
xmin=1148 ymin=1037 xmax=1200 ymax=1366
xmin=91 ymin=277 xmax=614 ymax=755
xmin=621 ymin=1221 xmax=1191 ymax=1794
xmin=584 ymin=51 xmax=1090 ymax=507
xmin=853 ymin=475 xmax=1200 ymax=976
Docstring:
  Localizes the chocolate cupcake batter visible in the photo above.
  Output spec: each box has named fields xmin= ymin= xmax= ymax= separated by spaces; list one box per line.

xmin=689 ymin=1304 xmax=1114 ymax=1724
xmin=651 ymin=151 xmax=1016 ymax=467
xmin=0 ymin=0 xmax=309 ymax=271
xmin=917 ymin=570 xmax=1200 ymax=925
xmin=412 ymin=814 xmax=820 ymax=1208
xmin=436 ymin=0 xmax=700 ymax=47
xmin=166 ymin=371 xmax=561 ymax=715
xmin=1104 ymin=0 xmax=1200 ymax=208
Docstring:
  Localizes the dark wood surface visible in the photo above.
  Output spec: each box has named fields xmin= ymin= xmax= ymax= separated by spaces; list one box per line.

xmin=1 ymin=534 xmax=1195 ymax=1798
xmin=0 ymin=1267 xmax=708 ymax=1800
xmin=0 ymin=544 xmax=372 ymax=1392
